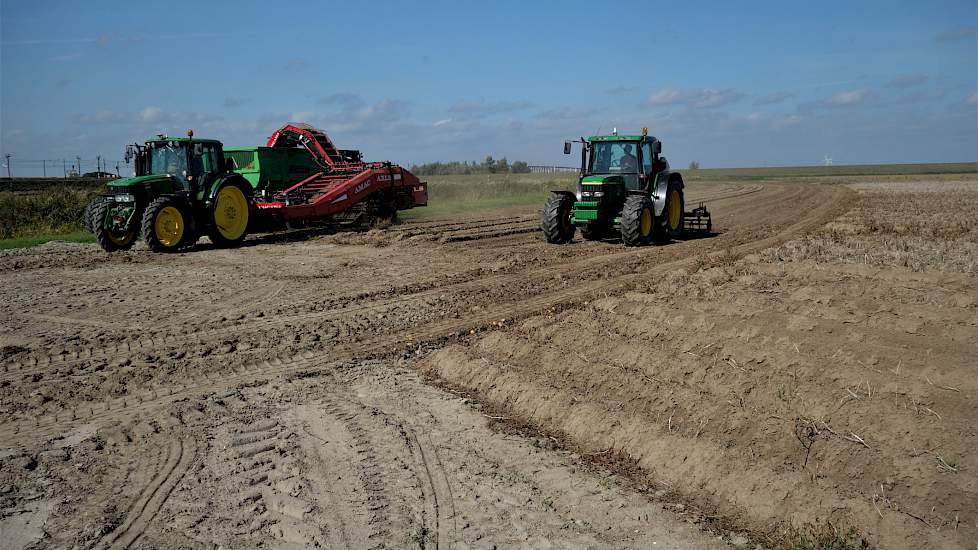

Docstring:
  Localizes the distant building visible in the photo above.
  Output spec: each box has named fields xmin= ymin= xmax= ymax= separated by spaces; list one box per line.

xmin=82 ymin=171 xmax=118 ymax=179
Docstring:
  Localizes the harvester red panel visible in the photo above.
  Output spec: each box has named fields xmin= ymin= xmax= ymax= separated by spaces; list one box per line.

xmin=256 ymin=123 xmax=427 ymax=223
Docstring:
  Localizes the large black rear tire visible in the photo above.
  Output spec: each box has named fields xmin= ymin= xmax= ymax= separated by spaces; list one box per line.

xmin=541 ymin=193 xmax=576 ymax=244
xmin=620 ymin=194 xmax=654 ymax=246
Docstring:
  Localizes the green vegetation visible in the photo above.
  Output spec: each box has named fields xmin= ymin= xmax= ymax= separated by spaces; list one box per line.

xmin=410 ymin=155 xmax=532 ymax=175
xmin=0 ymin=185 xmax=102 ymax=240
xmin=0 ymin=231 xmax=95 ymax=250
xmin=401 ymin=172 xmax=575 ymax=219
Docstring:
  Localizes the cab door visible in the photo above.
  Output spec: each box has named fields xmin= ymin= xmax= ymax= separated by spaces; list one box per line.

xmin=640 ymin=141 xmax=654 ymax=191
xmin=191 ymin=143 xmax=221 ymax=198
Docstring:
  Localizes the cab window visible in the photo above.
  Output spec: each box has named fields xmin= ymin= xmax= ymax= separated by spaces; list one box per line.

xmin=641 ymin=142 xmax=653 ymax=173
xmin=191 ymin=144 xmax=219 ymax=175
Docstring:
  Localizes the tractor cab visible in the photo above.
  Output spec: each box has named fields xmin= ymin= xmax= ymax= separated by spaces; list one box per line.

xmin=569 ymin=129 xmax=666 ymax=193
xmin=125 ymin=133 xmax=228 ymax=196
xmin=543 ymin=127 xmax=709 ymax=246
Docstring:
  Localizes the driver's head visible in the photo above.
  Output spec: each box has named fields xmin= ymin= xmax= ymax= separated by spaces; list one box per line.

xmin=624 ymin=144 xmax=633 ymax=154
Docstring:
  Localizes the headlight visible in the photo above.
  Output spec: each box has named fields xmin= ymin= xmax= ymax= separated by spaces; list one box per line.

xmin=113 ymin=193 xmax=136 ymax=203
xmin=593 ymin=191 xmax=604 ymax=197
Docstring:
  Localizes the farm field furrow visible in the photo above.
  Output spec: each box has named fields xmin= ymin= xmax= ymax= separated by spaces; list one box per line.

xmin=1 ymin=176 xmax=975 ymax=549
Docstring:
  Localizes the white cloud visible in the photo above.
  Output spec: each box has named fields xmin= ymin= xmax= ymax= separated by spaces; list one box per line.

xmin=139 ymin=106 xmax=163 ymax=123
xmin=433 ymin=118 xmax=452 ymax=127
xmin=967 ymin=92 xmax=978 ymax=105
xmin=826 ymin=89 xmax=871 ymax=106
xmin=753 ymin=91 xmax=793 ymax=106
xmin=644 ymin=88 xmax=744 ymax=109
xmin=290 ymin=111 xmax=316 ymax=122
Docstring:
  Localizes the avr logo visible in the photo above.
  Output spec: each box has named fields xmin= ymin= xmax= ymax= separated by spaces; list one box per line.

xmin=354 ymin=181 xmax=371 ymax=194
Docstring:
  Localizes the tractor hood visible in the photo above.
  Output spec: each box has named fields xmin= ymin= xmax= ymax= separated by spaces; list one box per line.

xmin=581 ymin=175 xmax=625 ymax=185
xmin=107 ymin=174 xmax=180 ymax=195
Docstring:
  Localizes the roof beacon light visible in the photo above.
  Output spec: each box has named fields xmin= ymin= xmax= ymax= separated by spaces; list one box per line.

xmin=187 ymin=129 xmax=194 ymax=138
xmin=642 ymin=127 xmax=648 ymax=136
xmin=612 ymin=127 xmax=618 ymax=136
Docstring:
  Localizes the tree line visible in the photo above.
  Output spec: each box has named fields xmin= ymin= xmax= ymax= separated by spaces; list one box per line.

xmin=409 ymin=156 xmax=531 ymax=176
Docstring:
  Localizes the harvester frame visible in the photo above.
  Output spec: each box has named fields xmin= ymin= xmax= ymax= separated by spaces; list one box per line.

xmin=85 ymin=123 xmax=428 ymax=253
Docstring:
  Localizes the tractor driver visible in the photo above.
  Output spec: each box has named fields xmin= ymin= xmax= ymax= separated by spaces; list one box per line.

xmin=620 ymin=144 xmax=638 ymax=172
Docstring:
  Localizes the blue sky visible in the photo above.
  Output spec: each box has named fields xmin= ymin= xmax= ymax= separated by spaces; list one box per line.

xmin=2 ymin=0 xmax=976 ymax=175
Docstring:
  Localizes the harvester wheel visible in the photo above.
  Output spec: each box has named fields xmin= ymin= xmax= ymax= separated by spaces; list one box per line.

xmin=653 ymin=182 xmax=685 ymax=243
xmin=541 ymin=193 xmax=576 ymax=244
xmin=620 ymin=194 xmax=654 ymax=246
xmin=142 ymin=197 xmax=191 ymax=253
xmin=91 ymin=199 xmax=138 ymax=252
xmin=208 ymin=183 xmax=251 ymax=247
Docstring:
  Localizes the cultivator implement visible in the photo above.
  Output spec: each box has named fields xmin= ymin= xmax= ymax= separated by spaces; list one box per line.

xmin=683 ymin=203 xmax=712 ymax=234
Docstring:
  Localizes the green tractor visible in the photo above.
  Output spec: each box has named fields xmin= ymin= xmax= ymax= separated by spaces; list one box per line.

xmin=541 ymin=128 xmax=710 ymax=246
xmin=83 ymin=130 xmax=253 ymax=252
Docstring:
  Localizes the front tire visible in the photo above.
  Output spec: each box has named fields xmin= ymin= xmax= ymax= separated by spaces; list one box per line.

xmin=542 ymin=193 xmax=576 ymax=244
xmin=208 ymin=184 xmax=251 ymax=247
xmin=91 ymin=200 xmax=138 ymax=252
xmin=620 ymin=194 xmax=655 ymax=246
xmin=142 ymin=197 xmax=192 ymax=253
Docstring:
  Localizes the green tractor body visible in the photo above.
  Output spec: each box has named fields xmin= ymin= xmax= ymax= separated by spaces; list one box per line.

xmin=541 ymin=130 xmax=710 ymax=246
xmin=86 ymin=133 xmax=255 ymax=252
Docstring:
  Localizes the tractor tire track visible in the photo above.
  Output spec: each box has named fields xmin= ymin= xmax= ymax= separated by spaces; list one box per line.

xmin=98 ymin=438 xmax=196 ymax=550
xmin=1 ymin=183 xmax=768 ymax=384
xmin=0 ymin=184 xmax=850 ymax=455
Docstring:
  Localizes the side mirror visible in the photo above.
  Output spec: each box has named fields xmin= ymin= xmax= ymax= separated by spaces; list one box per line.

xmin=225 ymin=157 xmax=238 ymax=171
xmin=194 ymin=143 xmax=203 ymax=155
xmin=652 ymin=141 xmax=662 ymax=155
xmin=563 ymin=141 xmax=572 ymax=155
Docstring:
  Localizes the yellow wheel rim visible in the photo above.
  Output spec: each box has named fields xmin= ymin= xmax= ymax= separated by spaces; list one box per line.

xmin=668 ymin=190 xmax=682 ymax=230
xmin=154 ymin=206 xmax=185 ymax=248
xmin=214 ymin=186 xmax=249 ymax=240
xmin=107 ymin=229 xmax=136 ymax=247
xmin=640 ymin=207 xmax=652 ymax=236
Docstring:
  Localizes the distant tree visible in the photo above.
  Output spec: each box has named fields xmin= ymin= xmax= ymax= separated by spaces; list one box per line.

xmin=409 ymin=157 xmax=534 ymax=176
xmin=688 ymin=160 xmax=700 ymax=170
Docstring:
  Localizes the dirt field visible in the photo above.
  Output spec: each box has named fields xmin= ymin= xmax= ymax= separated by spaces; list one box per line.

xmin=1 ymin=176 xmax=975 ymax=549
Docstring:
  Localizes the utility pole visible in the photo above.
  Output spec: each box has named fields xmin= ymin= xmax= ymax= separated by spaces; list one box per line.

xmin=76 ymin=156 xmax=81 ymax=177
xmin=42 ymin=160 xmax=46 ymax=177
xmin=115 ymin=162 xmax=120 ymax=177
xmin=96 ymin=155 xmax=101 ymax=177
xmin=63 ymin=159 xmax=67 ymax=179
xmin=4 ymin=154 xmax=10 ymax=178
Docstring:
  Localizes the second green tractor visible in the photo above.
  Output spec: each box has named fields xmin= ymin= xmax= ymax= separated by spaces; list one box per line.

xmin=542 ymin=129 xmax=710 ymax=246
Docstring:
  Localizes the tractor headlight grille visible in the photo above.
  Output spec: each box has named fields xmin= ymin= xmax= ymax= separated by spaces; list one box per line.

xmin=113 ymin=193 xmax=136 ymax=203
xmin=580 ymin=185 xmax=604 ymax=199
